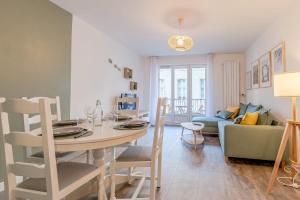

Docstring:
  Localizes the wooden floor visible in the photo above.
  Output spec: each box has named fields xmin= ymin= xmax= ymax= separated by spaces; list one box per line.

xmin=1 ymin=126 xmax=299 ymax=200
xmin=108 ymin=126 xmax=300 ymax=200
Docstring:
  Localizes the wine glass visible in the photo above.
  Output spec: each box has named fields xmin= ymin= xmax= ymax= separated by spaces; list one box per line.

xmin=84 ymin=106 xmax=97 ymax=129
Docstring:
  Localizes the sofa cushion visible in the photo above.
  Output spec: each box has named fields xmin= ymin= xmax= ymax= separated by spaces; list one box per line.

xmin=226 ymin=106 xmax=240 ymax=119
xmin=240 ymin=112 xmax=259 ymax=125
xmin=192 ymin=116 xmax=226 ymax=128
xmin=239 ymin=103 xmax=248 ymax=115
xmin=257 ymin=108 xmax=270 ymax=125
xmin=246 ymin=103 xmax=262 ymax=113
xmin=233 ymin=115 xmax=244 ymax=124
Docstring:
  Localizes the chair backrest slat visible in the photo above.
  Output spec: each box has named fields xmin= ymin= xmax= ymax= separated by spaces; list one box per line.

xmin=152 ymin=98 xmax=167 ymax=158
xmin=30 ymin=127 xmax=42 ymax=136
xmin=2 ymin=99 xmax=40 ymax=114
xmin=5 ymin=132 xmax=43 ymax=147
xmin=23 ymin=96 xmax=61 ymax=130
xmin=10 ymin=162 xmax=45 ymax=178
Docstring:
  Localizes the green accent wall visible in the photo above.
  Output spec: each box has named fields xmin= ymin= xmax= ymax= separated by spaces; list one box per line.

xmin=0 ymin=0 xmax=72 ymax=181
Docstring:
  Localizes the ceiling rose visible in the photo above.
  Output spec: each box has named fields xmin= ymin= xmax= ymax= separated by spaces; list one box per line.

xmin=168 ymin=17 xmax=193 ymax=52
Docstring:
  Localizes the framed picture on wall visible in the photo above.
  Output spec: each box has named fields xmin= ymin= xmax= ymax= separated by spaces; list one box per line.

xmin=259 ymin=52 xmax=272 ymax=88
xmin=130 ymin=81 xmax=137 ymax=90
xmin=124 ymin=67 xmax=133 ymax=79
xmin=251 ymin=60 xmax=260 ymax=89
xmin=246 ymin=71 xmax=252 ymax=90
xmin=271 ymin=42 xmax=286 ymax=74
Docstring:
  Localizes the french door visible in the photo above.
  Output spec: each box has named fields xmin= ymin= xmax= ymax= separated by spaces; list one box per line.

xmin=159 ymin=65 xmax=207 ymax=124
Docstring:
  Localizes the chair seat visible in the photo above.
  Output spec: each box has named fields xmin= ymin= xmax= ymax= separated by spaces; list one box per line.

xmin=17 ymin=162 xmax=99 ymax=192
xmin=31 ymin=151 xmax=73 ymax=158
xmin=116 ymin=146 xmax=152 ymax=162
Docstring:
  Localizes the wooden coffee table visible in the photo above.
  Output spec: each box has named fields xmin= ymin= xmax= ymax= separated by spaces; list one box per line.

xmin=180 ymin=122 xmax=205 ymax=149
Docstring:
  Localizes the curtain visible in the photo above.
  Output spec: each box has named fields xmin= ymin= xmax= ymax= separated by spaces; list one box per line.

xmin=149 ymin=56 xmax=159 ymax=125
xmin=223 ymin=60 xmax=240 ymax=108
xmin=206 ymin=54 xmax=215 ymax=116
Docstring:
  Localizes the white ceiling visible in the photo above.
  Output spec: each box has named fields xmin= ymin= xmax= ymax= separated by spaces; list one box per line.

xmin=51 ymin=0 xmax=292 ymax=56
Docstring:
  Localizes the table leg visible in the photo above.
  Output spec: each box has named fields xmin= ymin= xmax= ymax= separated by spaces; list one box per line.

xmin=193 ymin=130 xmax=197 ymax=150
xmin=93 ymin=149 xmax=105 ymax=167
xmin=181 ymin=127 xmax=184 ymax=140
xmin=93 ymin=149 xmax=105 ymax=200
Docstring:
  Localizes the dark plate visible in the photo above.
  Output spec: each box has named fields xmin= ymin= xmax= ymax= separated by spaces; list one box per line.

xmin=53 ymin=127 xmax=86 ymax=137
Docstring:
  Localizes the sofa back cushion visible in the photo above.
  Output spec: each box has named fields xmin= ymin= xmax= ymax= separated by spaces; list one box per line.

xmin=226 ymin=106 xmax=240 ymax=119
xmin=239 ymin=103 xmax=248 ymax=115
xmin=246 ymin=103 xmax=262 ymax=113
xmin=257 ymin=108 xmax=270 ymax=125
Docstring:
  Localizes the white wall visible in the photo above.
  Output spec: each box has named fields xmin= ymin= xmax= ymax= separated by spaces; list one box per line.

xmin=213 ymin=53 xmax=246 ymax=112
xmin=71 ymin=16 xmax=147 ymax=118
xmin=245 ymin=1 xmax=300 ymax=120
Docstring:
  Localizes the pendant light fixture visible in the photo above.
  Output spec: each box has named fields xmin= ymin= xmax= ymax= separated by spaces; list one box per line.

xmin=168 ymin=17 xmax=193 ymax=52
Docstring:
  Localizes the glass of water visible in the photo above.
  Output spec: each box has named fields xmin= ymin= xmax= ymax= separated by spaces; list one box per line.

xmin=84 ymin=106 xmax=97 ymax=129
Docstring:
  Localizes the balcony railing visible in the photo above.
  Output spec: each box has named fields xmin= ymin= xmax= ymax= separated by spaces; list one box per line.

xmin=165 ymin=98 xmax=206 ymax=116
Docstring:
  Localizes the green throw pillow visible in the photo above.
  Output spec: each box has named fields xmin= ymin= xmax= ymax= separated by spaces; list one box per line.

xmin=239 ymin=103 xmax=248 ymax=115
xmin=257 ymin=108 xmax=270 ymax=125
xmin=233 ymin=115 xmax=244 ymax=124
xmin=215 ymin=110 xmax=233 ymax=119
xmin=246 ymin=103 xmax=262 ymax=113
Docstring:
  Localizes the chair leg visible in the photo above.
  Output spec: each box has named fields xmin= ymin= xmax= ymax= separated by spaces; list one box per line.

xmin=157 ymin=152 xmax=162 ymax=188
xmin=98 ymin=166 xmax=105 ymax=200
xmin=128 ymin=167 xmax=133 ymax=184
xmin=86 ymin=150 xmax=90 ymax=164
xmin=150 ymin=162 xmax=156 ymax=200
xmin=110 ymin=162 xmax=116 ymax=200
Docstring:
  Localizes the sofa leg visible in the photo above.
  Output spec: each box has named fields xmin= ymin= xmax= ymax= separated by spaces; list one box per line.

xmin=224 ymin=156 xmax=229 ymax=163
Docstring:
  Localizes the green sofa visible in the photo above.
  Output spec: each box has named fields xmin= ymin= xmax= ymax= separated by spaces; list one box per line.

xmin=192 ymin=115 xmax=288 ymax=161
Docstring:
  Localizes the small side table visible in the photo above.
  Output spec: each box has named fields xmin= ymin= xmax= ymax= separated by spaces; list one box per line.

xmin=180 ymin=122 xmax=205 ymax=150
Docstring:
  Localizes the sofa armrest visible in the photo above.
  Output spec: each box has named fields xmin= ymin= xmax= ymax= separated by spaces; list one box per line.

xmin=223 ymin=125 xmax=288 ymax=161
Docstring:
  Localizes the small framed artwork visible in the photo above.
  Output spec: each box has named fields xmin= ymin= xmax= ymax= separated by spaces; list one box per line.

xmin=124 ymin=67 xmax=133 ymax=79
xmin=251 ymin=60 xmax=260 ymax=89
xmin=259 ymin=52 xmax=272 ymax=88
xmin=271 ymin=42 xmax=286 ymax=74
xmin=130 ymin=81 xmax=137 ymax=90
xmin=246 ymin=71 xmax=252 ymax=90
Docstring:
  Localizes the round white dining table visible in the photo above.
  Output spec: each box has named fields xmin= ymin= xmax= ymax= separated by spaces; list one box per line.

xmin=54 ymin=120 xmax=149 ymax=166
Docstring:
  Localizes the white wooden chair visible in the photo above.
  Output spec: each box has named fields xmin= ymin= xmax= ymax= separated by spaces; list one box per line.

xmin=114 ymin=97 xmax=139 ymax=118
xmin=113 ymin=96 xmax=141 ymax=181
xmin=0 ymin=98 xmax=105 ymax=200
xmin=110 ymin=98 xmax=167 ymax=200
xmin=22 ymin=96 xmax=86 ymax=163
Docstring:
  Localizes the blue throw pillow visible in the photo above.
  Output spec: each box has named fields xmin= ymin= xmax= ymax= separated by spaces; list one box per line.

xmin=246 ymin=103 xmax=262 ymax=113
xmin=215 ymin=110 xmax=233 ymax=119
xmin=233 ymin=115 xmax=244 ymax=124
xmin=239 ymin=103 xmax=248 ymax=115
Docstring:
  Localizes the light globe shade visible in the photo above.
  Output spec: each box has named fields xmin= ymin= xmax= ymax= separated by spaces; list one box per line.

xmin=168 ymin=35 xmax=193 ymax=51
xmin=274 ymin=72 xmax=300 ymax=97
